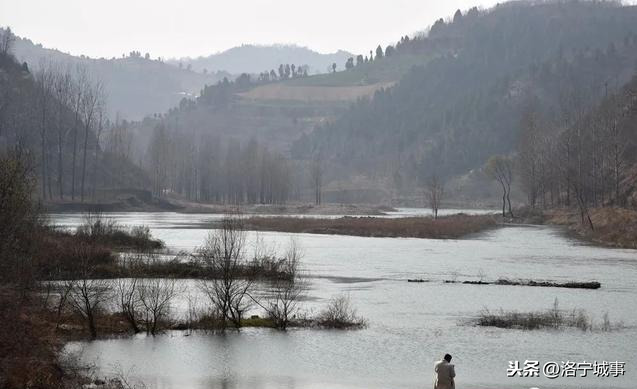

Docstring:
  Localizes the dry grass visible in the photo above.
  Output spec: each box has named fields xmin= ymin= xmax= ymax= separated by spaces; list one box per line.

xmin=245 ymin=214 xmax=498 ymax=239
xmin=476 ymin=308 xmax=592 ymax=331
xmin=545 ymin=207 xmax=637 ymax=248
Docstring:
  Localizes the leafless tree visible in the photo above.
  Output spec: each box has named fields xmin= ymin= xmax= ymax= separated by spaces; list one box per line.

xmin=486 ymin=155 xmax=514 ymax=218
xmin=35 ymin=64 xmax=55 ymax=200
xmin=70 ymin=67 xmax=87 ymax=200
xmin=115 ymin=278 xmax=142 ymax=333
xmin=92 ymin=102 xmax=105 ymax=200
xmin=53 ymin=67 xmax=72 ymax=199
xmin=256 ymin=238 xmax=307 ymax=330
xmin=310 ymin=156 xmax=323 ymax=205
xmin=197 ymin=215 xmax=254 ymax=330
xmin=65 ymin=244 xmax=111 ymax=339
xmin=426 ymin=174 xmax=444 ymax=219
xmin=54 ymin=281 xmax=74 ymax=329
xmin=80 ymin=77 xmax=103 ymax=202
xmin=138 ymin=278 xmax=178 ymax=335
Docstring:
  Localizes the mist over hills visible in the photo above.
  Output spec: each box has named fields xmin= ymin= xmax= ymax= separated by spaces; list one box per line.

xmin=4 ymin=31 xmax=231 ymax=120
xmin=133 ymin=0 xmax=637 ymax=203
xmin=4 ymin=33 xmax=353 ymax=121
xmin=4 ymin=0 xmax=637 ymax=206
xmin=169 ymin=44 xmax=353 ymax=75
xmin=292 ymin=0 xmax=637 ymax=195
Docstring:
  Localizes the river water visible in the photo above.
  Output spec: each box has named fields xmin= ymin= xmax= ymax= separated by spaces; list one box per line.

xmin=52 ymin=210 xmax=637 ymax=389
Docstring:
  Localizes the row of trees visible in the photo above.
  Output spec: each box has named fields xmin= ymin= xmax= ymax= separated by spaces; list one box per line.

xmin=344 ymin=44 xmax=397 ymax=70
xmin=147 ymin=128 xmax=295 ymax=204
xmin=515 ymin=79 xmax=637 ymax=225
xmin=257 ymin=63 xmax=310 ymax=82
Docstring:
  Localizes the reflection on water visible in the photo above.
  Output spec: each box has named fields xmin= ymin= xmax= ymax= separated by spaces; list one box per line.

xmin=55 ymin=211 xmax=637 ymax=389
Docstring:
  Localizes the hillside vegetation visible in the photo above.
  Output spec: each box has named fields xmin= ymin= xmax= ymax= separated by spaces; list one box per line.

xmin=128 ymin=1 xmax=637 ymax=207
xmin=293 ymin=1 xmax=637 ymax=196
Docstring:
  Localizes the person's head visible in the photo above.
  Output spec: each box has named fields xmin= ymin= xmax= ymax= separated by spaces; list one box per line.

xmin=444 ymin=354 xmax=452 ymax=362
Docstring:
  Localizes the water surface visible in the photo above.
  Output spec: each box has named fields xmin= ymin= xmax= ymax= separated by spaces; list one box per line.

xmin=56 ymin=211 xmax=637 ymax=389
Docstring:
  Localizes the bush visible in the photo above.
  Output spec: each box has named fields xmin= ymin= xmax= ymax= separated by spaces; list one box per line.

xmin=317 ymin=294 xmax=367 ymax=329
xmin=475 ymin=300 xmax=602 ymax=331
xmin=75 ymin=212 xmax=163 ymax=250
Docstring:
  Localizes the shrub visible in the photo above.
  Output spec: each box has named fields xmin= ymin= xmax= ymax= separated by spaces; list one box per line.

xmin=317 ymin=294 xmax=367 ymax=329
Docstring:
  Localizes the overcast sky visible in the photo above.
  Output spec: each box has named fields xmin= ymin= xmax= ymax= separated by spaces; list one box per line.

xmin=1 ymin=0 xmax=503 ymax=59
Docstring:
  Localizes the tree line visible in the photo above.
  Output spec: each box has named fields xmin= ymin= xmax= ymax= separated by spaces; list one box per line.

xmin=146 ymin=128 xmax=295 ymax=204
xmin=512 ymin=75 xmax=637 ymax=225
xmin=257 ymin=63 xmax=310 ymax=82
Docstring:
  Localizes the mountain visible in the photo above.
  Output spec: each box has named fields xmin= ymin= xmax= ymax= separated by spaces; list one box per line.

xmin=5 ymin=30 xmax=231 ymax=120
xmin=170 ymin=44 xmax=353 ymax=75
xmin=115 ymin=1 xmax=637 ymax=205
xmin=291 ymin=1 xmax=637 ymax=195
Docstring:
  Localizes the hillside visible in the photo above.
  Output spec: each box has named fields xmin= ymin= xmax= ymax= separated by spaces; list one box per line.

xmin=125 ymin=1 xmax=637 ymax=205
xmin=292 ymin=1 xmax=637 ymax=196
xmin=0 ymin=49 xmax=151 ymax=202
xmin=171 ymin=44 xmax=353 ymax=75
xmin=6 ymin=30 xmax=230 ymax=120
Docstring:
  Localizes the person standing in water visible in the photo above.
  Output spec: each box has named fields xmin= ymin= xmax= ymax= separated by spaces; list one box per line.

xmin=434 ymin=353 xmax=456 ymax=389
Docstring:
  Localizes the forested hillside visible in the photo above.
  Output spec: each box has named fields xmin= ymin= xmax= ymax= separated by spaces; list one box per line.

xmin=292 ymin=1 xmax=637 ymax=197
xmin=125 ymin=1 xmax=637 ymax=205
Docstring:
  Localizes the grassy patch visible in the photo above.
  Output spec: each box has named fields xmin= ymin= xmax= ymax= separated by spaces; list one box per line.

xmin=526 ymin=207 xmax=637 ymax=249
xmin=474 ymin=300 xmax=618 ymax=331
xmin=245 ymin=214 xmax=498 ymax=239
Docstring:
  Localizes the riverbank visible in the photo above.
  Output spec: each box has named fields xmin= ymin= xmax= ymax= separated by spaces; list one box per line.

xmin=517 ymin=207 xmax=637 ymax=249
xmin=45 ymin=197 xmax=396 ymax=216
xmin=244 ymin=214 xmax=499 ymax=239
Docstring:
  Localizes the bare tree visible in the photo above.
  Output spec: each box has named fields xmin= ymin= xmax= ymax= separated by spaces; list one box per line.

xmin=80 ymin=78 xmax=103 ymax=202
xmin=310 ymin=157 xmax=323 ymax=205
xmin=138 ymin=278 xmax=178 ymax=335
xmin=426 ymin=174 xmax=444 ymax=219
xmin=256 ymin=238 xmax=307 ymax=330
xmin=197 ymin=215 xmax=254 ymax=330
xmin=65 ymin=244 xmax=111 ymax=339
xmin=35 ymin=65 xmax=55 ymax=200
xmin=486 ymin=155 xmax=514 ymax=218
xmin=92 ymin=102 xmax=105 ymax=200
xmin=115 ymin=278 xmax=142 ymax=333
xmin=53 ymin=68 xmax=72 ymax=199
xmin=70 ymin=68 xmax=87 ymax=200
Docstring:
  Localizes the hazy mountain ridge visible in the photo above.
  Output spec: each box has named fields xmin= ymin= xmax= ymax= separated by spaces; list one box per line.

xmin=170 ymin=44 xmax=353 ymax=75
xmin=292 ymin=1 xmax=637 ymax=194
xmin=5 ymin=30 xmax=231 ymax=120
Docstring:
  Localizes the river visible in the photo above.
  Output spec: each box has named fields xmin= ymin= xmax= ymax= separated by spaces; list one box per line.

xmin=52 ymin=210 xmax=637 ymax=389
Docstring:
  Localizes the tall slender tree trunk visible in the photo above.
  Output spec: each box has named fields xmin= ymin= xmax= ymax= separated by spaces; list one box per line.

xmin=81 ymin=123 xmax=90 ymax=202
xmin=58 ymin=130 xmax=64 ymax=199
xmin=92 ymin=126 xmax=101 ymax=201
xmin=71 ymin=124 xmax=78 ymax=200
xmin=40 ymin=100 xmax=48 ymax=200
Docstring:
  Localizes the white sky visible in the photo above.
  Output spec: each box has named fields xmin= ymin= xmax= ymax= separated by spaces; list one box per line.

xmin=0 ymin=0 xmax=501 ymax=59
